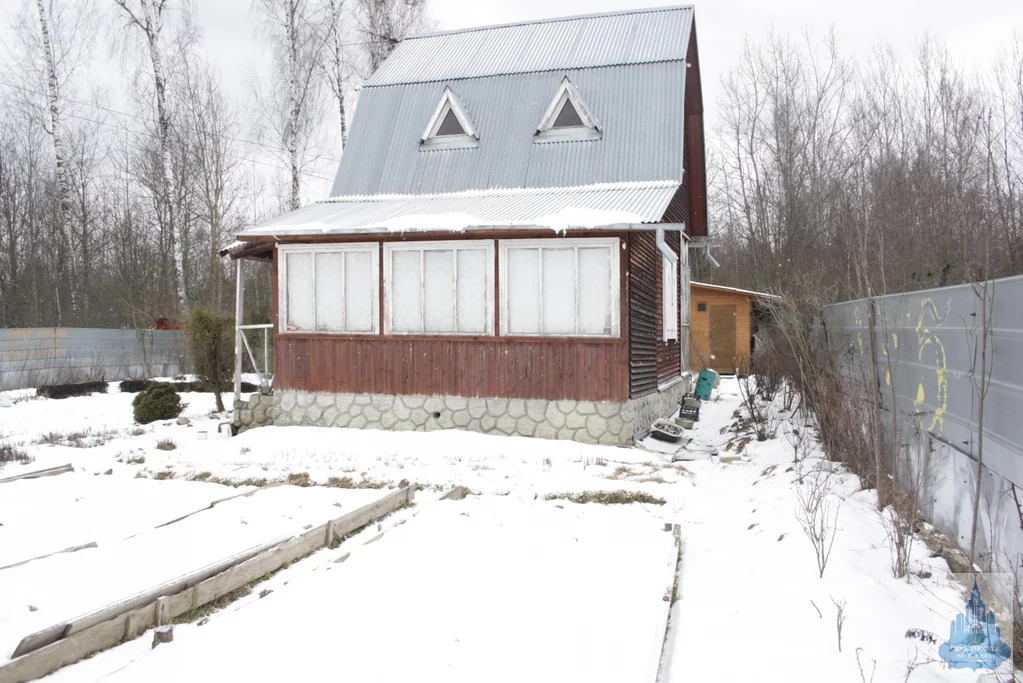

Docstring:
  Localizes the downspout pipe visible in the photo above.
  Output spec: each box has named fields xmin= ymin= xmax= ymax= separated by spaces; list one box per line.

xmin=655 ymin=227 xmax=678 ymax=263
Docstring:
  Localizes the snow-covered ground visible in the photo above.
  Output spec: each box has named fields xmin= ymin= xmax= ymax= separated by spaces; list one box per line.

xmin=0 ymin=379 xmax=1014 ymax=681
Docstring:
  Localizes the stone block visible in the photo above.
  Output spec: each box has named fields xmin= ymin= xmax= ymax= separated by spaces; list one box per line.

xmin=535 ymin=423 xmax=558 ymax=440
xmin=596 ymin=402 xmax=619 ymax=418
xmin=468 ymin=401 xmax=487 ymax=419
xmin=424 ymin=397 xmax=445 ymax=414
xmin=316 ymin=393 xmax=334 ymax=408
xmin=545 ymin=404 xmax=566 ymax=428
xmin=353 ymin=395 xmax=372 ymax=406
xmin=516 ymin=417 xmax=537 ymax=436
xmin=372 ymin=395 xmax=393 ymax=411
xmin=507 ymin=400 xmax=526 ymax=418
xmin=495 ymin=414 xmax=517 ymax=435
xmin=336 ymin=395 xmax=354 ymax=412
xmin=444 ymin=396 xmax=469 ymax=411
xmin=363 ymin=406 xmax=382 ymax=423
xmin=526 ymin=400 xmax=547 ymax=423
xmin=486 ymin=398 xmax=508 ymax=416
xmin=296 ymin=393 xmax=314 ymax=408
xmin=393 ymin=400 xmax=411 ymax=420
xmin=279 ymin=393 xmax=296 ymax=412
xmin=586 ymin=415 xmax=608 ymax=439
xmin=305 ymin=405 xmax=323 ymax=424
xmin=410 ymin=407 xmax=429 ymax=425
xmin=566 ymin=412 xmax=587 ymax=429
xmin=381 ymin=412 xmax=397 ymax=428
xmin=556 ymin=400 xmax=577 ymax=414
xmin=403 ymin=396 xmax=426 ymax=409
xmin=575 ymin=401 xmax=597 ymax=415
xmin=349 ymin=415 xmax=367 ymax=429
xmin=481 ymin=415 xmax=497 ymax=431
xmin=452 ymin=411 xmax=471 ymax=427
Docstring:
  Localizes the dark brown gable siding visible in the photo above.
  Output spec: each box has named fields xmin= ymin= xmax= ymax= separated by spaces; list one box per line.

xmin=656 ymin=231 xmax=682 ymax=383
xmin=628 ymin=232 xmax=658 ymax=398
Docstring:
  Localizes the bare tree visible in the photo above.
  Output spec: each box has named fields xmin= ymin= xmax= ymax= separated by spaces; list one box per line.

xmin=256 ymin=0 xmax=330 ymax=211
xmin=321 ymin=0 xmax=352 ymax=149
xmin=356 ymin=0 xmax=427 ymax=72
xmin=112 ymin=0 xmax=187 ymax=312
xmin=34 ymin=0 xmax=80 ymax=319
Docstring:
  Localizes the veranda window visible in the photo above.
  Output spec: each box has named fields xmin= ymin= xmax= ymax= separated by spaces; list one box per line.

xmin=499 ymin=237 xmax=620 ymax=337
xmin=663 ymin=253 xmax=678 ymax=341
xmin=278 ymin=244 xmax=379 ymax=334
xmin=384 ymin=240 xmax=494 ymax=334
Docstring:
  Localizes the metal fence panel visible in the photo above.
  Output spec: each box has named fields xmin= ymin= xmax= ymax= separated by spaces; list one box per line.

xmin=0 ymin=328 xmax=185 ymax=391
xmin=824 ymin=275 xmax=1023 ymax=580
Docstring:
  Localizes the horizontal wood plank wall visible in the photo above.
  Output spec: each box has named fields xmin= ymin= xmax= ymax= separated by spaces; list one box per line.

xmin=656 ymin=232 xmax=682 ymax=384
xmin=689 ymin=285 xmax=752 ymax=374
xmin=274 ymin=336 xmax=628 ymax=401
xmin=628 ymin=232 xmax=658 ymax=398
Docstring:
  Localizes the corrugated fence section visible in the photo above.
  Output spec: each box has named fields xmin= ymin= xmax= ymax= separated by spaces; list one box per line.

xmin=0 ymin=328 xmax=185 ymax=391
xmin=823 ymin=275 xmax=1023 ymax=583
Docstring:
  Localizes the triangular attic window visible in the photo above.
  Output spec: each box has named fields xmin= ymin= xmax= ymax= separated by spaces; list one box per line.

xmin=421 ymin=86 xmax=478 ymax=150
xmin=536 ymin=76 xmax=601 ymax=143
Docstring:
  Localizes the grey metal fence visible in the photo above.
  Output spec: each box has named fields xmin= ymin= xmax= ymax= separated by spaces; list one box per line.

xmin=824 ymin=275 xmax=1023 ymax=584
xmin=0 ymin=328 xmax=185 ymax=391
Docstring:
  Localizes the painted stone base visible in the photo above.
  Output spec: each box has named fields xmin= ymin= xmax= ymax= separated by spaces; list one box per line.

xmin=234 ymin=393 xmax=274 ymax=433
xmin=241 ymin=376 xmax=691 ymax=445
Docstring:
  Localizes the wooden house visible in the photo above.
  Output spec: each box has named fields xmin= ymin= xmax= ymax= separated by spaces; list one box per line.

xmin=228 ymin=6 xmax=709 ymax=445
xmin=689 ymin=282 xmax=776 ymax=374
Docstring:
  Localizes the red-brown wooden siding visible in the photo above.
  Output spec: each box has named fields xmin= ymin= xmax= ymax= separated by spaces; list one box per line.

xmin=271 ymin=233 xmax=631 ymax=403
xmin=275 ymin=336 xmax=628 ymax=401
xmin=628 ymin=232 xmax=658 ymax=398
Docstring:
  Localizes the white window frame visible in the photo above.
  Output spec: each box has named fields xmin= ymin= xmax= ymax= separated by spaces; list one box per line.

xmin=383 ymin=239 xmax=495 ymax=335
xmin=663 ymin=253 xmax=678 ymax=342
xmin=420 ymin=86 xmax=479 ymax=151
xmin=499 ymin=237 xmax=620 ymax=338
xmin=534 ymin=76 xmax=602 ymax=143
xmin=277 ymin=243 xmax=380 ymax=335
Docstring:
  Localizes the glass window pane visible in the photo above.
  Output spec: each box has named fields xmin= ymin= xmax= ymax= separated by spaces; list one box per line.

xmin=391 ymin=250 xmax=422 ymax=332
xmin=541 ymin=248 xmax=576 ymax=334
xmin=506 ymin=248 xmax=540 ymax=334
xmin=314 ymin=252 xmax=343 ymax=332
xmin=424 ymin=250 xmax=455 ymax=332
xmin=456 ymin=249 xmax=488 ymax=333
xmin=435 ymin=108 xmax=465 ymax=136
xmin=345 ymin=251 xmax=374 ymax=332
xmin=552 ymin=99 xmax=585 ymax=128
xmin=286 ymin=252 xmax=314 ymax=331
xmin=578 ymin=246 xmax=612 ymax=335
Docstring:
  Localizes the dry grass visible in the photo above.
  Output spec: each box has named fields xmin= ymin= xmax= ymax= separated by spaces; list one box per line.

xmin=35 ymin=428 xmax=118 ymax=449
xmin=155 ymin=439 xmax=177 ymax=451
xmin=0 ymin=443 xmax=31 ymax=468
xmin=545 ymin=490 xmax=666 ymax=506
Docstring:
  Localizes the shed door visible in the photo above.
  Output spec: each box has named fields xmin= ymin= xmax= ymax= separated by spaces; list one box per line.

xmin=708 ymin=304 xmax=737 ymax=373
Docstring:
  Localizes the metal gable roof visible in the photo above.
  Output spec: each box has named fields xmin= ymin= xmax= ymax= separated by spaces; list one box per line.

xmin=366 ymin=6 xmax=694 ymax=86
xmin=330 ymin=61 xmax=687 ymax=197
xmin=237 ymin=181 xmax=680 ymax=237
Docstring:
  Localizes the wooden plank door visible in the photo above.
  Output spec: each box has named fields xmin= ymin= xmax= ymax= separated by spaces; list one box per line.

xmin=708 ymin=304 xmax=737 ymax=373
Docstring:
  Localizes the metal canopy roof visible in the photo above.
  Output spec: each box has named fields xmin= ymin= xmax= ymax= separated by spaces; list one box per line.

xmin=237 ymin=181 xmax=680 ymax=237
xmin=367 ymin=6 xmax=694 ymax=86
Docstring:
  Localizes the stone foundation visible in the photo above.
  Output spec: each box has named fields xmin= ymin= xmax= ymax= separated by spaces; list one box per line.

xmin=251 ymin=375 xmax=690 ymax=445
xmin=234 ymin=392 xmax=275 ymax=433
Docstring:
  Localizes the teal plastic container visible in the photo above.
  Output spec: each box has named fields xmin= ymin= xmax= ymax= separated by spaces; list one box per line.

xmin=694 ymin=369 xmax=718 ymax=400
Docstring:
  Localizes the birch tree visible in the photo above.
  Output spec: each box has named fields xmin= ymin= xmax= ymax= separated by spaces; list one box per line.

xmin=113 ymin=0 xmax=187 ymax=312
xmin=256 ymin=0 xmax=328 ymax=211
xmin=34 ymin=0 xmax=80 ymax=319
xmin=356 ymin=0 xmax=427 ymax=71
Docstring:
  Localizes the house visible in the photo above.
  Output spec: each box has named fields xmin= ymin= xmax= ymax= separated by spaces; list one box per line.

xmin=689 ymin=282 xmax=778 ymax=374
xmin=229 ymin=5 xmax=709 ymax=445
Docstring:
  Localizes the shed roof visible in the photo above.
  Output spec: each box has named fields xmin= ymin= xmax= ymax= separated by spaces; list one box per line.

xmin=366 ymin=6 xmax=694 ymax=86
xmin=240 ymin=181 xmax=680 ymax=237
xmin=691 ymin=282 xmax=781 ymax=300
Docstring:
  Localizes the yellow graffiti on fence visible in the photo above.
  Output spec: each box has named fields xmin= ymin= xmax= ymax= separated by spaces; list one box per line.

xmin=914 ymin=297 xmax=950 ymax=433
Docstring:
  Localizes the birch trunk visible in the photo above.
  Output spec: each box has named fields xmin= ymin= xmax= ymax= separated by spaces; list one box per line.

xmin=287 ymin=4 xmax=301 ymax=211
xmin=35 ymin=0 xmax=79 ymax=317
xmin=118 ymin=0 xmax=187 ymax=313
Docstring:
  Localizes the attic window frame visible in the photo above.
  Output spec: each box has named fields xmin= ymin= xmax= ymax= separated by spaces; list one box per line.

xmin=420 ymin=86 xmax=479 ymax=151
xmin=534 ymin=76 xmax=602 ymax=144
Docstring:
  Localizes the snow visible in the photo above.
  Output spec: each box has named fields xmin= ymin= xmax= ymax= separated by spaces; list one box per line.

xmin=0 ymin=378 xmax=1016 ymax=681
xmin=53 ymin=497 xmax=676 ymax=683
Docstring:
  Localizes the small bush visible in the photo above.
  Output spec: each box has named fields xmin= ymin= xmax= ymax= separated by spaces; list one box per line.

xmin=37 ymin=381 xmax=108 ymax=400
xmin=286 ymin=472 xmax=312 ymax=487
xmin=119 ymin=378 xmax=152 ymax=393
xmin=156 ymin=439 xmax=177 ymax=451
xmin=132 ymin=383 xmax=183 ymax=424
xmin=154 ymin=470 xmax=175 ymax=480
xmin=0 ymin=443 xmax=31 ymax=468
xmin=184 ymin=307 xmax=235 ymax=412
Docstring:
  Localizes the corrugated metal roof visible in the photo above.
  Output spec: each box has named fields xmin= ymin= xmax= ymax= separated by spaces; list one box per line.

xmin=331 ymin=62 xmax=686 ymax=197
xmin=367 ymin=6 xmax=693 ymax=86
xmin=238 ymin=181 xmax=680 ymax=236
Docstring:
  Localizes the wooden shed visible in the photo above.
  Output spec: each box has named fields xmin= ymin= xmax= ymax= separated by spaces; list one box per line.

xmin=689 ymin=282 xmax=776 ymax=374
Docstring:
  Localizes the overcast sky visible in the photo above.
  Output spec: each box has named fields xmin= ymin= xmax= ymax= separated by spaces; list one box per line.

xmin=2 ymin=0 xmax=1022 ymax=202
